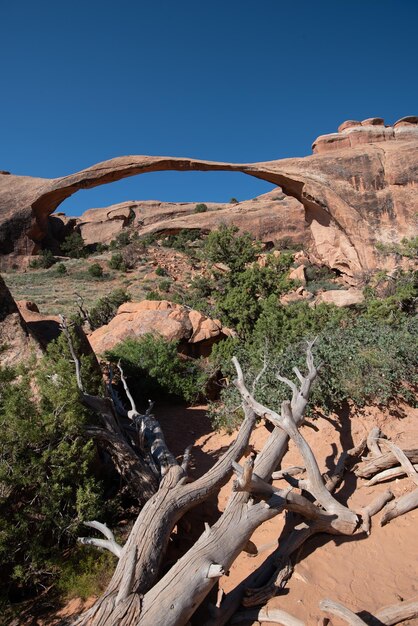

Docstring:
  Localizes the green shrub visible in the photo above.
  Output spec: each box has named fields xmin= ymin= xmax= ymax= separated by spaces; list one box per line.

xmin=55 ymin=262 xmax=67 ymax=275
xmin=229 ymin=197 xmax=239 ymax=204
xmin=108 ymin=252 xmax=126 ymax=271
xmin=162 ymin=229 xmax=202 ymax=253
xmin=305 ymin=264 xmax=336 ymax=283
xmin=158 ymin=278 xmax=172 ymax=292
xmin=88 ymin=263 xmax=104 ymax=278
xmin=213 ymin=253 xmax=296 ymax=336
xmin=375 ymin=237 xmax=418 ymax=259
xmin=145 ymin=290 xmax=164 ymax=301
xmin=107 ymin=334 xmax=208 ymax=403
xmin=57 ymin=547 xmax=116 ymax=600
xmin=95 ymin=242 xmax=109 ymax=253
xmin=89 ymin=289 xmax=131 ymax=330
xmin=209 ymin=310 xmax=417 ymax=430
xmin=155 ymin=265 xmax=167 ymax=276
xmin=194 ymin=203 xmax=208 ymax=213
xmin=109 ymin=231 xmax=131 ymax=250
xmin=275 ymin=236 xmax=295 ymax=251
xmin=0 ymin=334 xmax=104 ymax=596
xmin=29 ymin=249 xmax=56 ymax=269
xmin=363 ymin=270 xmax=418 ymax=321
xmin=61 ymin=232 xmax=87 ymax=258
xmin=203 ymin=224 xmax=261 ymax=273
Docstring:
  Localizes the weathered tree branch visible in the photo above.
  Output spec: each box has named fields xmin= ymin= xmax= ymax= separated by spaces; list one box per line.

xmin=231 ymin=606 xmax=305 ymax=625
xmin=319 ymin=599 xmax=367 ymax=625
xmin=77 ymin=521 xmax=123 ymax=558
xmin=374 ymin=597 xmax=418 ymax=625
xmin=355 ymin=449 xmax=418 ymax=479
xmin=367 ymin=464 xmax=418 ymax=486
xmin=379 ymin=439 xmax=418 ymax=487
xmin=380 ymin=488 xmax=418 ymax=525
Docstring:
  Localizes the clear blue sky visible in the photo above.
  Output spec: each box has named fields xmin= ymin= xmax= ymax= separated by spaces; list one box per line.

xmin=1 ymin=0 xmax=417 ymax=216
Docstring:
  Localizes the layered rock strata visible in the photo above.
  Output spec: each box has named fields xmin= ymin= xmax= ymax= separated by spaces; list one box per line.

xmin=1 ymin=116 xmax=417 ymax=279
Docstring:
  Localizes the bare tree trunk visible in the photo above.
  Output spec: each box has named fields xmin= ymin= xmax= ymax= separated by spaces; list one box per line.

xmin=74 ymin=405 xmax=256 ymax=625
xmin=70 ymin=341 xmax=417 ymax=626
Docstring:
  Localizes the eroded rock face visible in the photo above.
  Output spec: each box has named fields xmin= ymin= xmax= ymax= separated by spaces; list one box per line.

xmin=88 ymin=300 xmax=234 ymax=357
xmin=0 ymin=276 xmax=42 ymax=367
xmin=1 ymin=116 xmax=417 ymax=280
xmin=16 ymin=300 xmax=61 ymax=349
xmin=75 ymin=190 xmax=308 ymax=249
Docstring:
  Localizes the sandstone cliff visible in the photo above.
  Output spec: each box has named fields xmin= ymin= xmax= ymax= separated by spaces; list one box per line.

xmin=74 ymin=190 xmax=308 ymax=250
xmin=1 ymin=116 xmax=417 ymax=279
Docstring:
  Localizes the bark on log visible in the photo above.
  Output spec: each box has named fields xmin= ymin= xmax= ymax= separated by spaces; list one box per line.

xmin=74 ymin=405 xmax=257 ymax=625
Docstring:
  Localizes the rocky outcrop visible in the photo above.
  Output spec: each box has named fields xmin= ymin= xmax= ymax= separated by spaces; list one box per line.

xmin=88 ymin=300 xmax=234 ymax=357
xmin=77 ymin=204 xmax=136 ymax=245
xmin=16 ymin=300 xmax=61 ymax=349
xmin=313 ymin=288 xmax=365 ymax=308
xmin=1 ymin=116 xmax=417 ymax=280
xmin=75 ymin=190 xmax=308 ymax=249
xmin=0 ymin=276 xmax=42 ymax=367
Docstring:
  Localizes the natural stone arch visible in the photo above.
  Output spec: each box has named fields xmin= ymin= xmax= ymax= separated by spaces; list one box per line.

xmin=1 ymin=117 xmax=417 ymax=277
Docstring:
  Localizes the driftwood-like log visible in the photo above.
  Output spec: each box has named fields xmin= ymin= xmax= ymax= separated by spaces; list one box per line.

xmin=242 ymin=557 xmax=292 ymax=607
xmin=136 ymin=346 xmax=320 ymax=626
xmin=367 ymin=464 xmax=418 ymax=486
xmin=71 ymin=339 xmax=416 ymax=626
xmin=74 ymin=404 xmax=257 ymax=626
xmin=380 ymin=488 xmax=418 ymax=525
xmin=231 ymin=606 xmax=305 ymax=625
xmin=355 ymin=449 xmax=418 ymax=479
xmin=374 ymin=597 xmax=418 ymax=625
xmin=319 ymin=599 xmax=367 ymax=625
xmin=379 ymin=439 xmax=418 ymax=487
xmin=272 ymin=466 xmax=305 ymax=480
xmin=366 ymin=426 xmax=383 ymax=458
xmin=232 ymin=356 xmax=359 ymax=533
xmin=358 ymin=490 xmax=394 ymax=535
xmin=60 ymin=318 xmax=159 ymax=501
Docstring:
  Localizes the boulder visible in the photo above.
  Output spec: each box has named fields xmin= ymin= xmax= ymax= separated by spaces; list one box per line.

xmin=280 ymin=288 xmax=314 ymax=305
xmin=88 ymin=300 xmax=234 ymax=357
xmin=0 ymin=276 xmax=42 ymax=367
xmin=16 ymin=300 xmax=61 ymax=349
xmin=289 ymin=265 xmax=306 ymax=285
xmin=313 ymin=288 xmax=365 ymax=308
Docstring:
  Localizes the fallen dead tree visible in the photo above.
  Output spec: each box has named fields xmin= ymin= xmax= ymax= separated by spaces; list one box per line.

xmin=62 ymin=331 xmax=417 ymax=626
xmin=231 ymin=596 xmax=418 ymax=625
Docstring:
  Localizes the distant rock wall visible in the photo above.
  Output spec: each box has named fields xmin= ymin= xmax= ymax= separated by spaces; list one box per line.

xmin=73 ymin=190 xmax=309 ymax=250
xmin=1 ymin=116 xmax=417 ymax=279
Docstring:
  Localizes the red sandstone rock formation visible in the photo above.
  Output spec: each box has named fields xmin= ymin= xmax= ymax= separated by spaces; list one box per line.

xmin=0 ymin=276 xmax=42 ymax=367
xmin=88 ymin=300 xmax=234 ymax=357
xmin=75 ymin=190 xmax=308 ymax=249
xmin=16 ymin=300 xmax=61 ymax=349
xmin=1 ymin=116 xmax=417 ymax=279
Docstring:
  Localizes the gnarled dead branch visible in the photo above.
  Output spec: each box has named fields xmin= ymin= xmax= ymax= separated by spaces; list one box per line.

xmin=319 ymin=599 xmax=367 ymax=625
